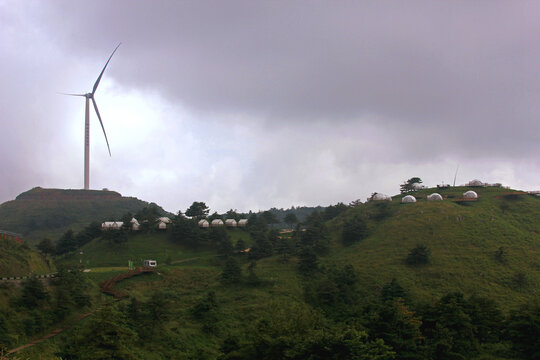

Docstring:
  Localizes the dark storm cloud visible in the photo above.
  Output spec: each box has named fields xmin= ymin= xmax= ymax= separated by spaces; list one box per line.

xmin=38 ymin=1 xmax=540 ymax=157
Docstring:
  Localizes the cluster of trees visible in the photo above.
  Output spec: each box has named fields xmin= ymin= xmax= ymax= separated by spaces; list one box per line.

xmin=59 ymin=290 xmax=174 ymax=359
xmin=37 ymin=222 xmax=102 ymax=256
xmin=301 ymin=265 xmax=540 ymax=360
xmin=0 ymin=267 xmax=92 ymax=352
xmin=181 ymin=200 xmax=351 ymax=231
xmin=400 ymin=177 xmax=423 ymax=194
xmin=36 ymin=204 xmax=169 ymax=257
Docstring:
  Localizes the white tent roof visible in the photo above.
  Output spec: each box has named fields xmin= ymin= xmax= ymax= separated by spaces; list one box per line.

xmin=468 ymin=179 xmax=484 ymax=187
xmin=158 ymin=217 xmax=171 ymax=223
xmin=427 ymin=193 xmax=443 ymax=201
xmin=211 ymin=219 xmax=224 ymax=226
xmin=402 ymin=195 xmax=417 ymax=203
xmin=371 ymin=193 xmax=392 ymax=201
xmin=102 ymin=221 xmax=123 ymax=228
xmin=463 ymin=190 xmax=478 ymax=198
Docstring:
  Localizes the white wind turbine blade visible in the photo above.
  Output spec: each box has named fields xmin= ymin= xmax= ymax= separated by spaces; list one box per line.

xmin=91 ymin=97 xmax=111 ymax=156
xmin=92 ymin=43 xmax=121 ymax=95
xmin=58 ymin=92 xmax=86 ymax=97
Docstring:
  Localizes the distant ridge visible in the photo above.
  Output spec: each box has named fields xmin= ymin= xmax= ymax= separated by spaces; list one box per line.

xmin=0 ymin=187 xmax=167 ymax=245
xmin=16 ymin=187 xmax=122 ymax=201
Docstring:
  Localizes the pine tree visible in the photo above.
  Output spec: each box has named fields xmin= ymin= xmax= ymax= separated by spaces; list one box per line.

xmin=342 ymin=215 xmax=368 ymax=246
xmin=221 ymin=257 xmax=242 ymax=284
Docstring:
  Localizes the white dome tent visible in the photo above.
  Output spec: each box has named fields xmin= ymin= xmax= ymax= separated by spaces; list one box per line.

xmin=467 ymin=179 xmax=484 ymax=187
xmin=402 ymin=195 xmax=417 ymax=203
xmin=463 ymin=190 xmax=478 ymax=199
xmin=371 ymin=193 xmax=392 ymax=201
xmin=427 ymin=193 xmax=443 ymax=201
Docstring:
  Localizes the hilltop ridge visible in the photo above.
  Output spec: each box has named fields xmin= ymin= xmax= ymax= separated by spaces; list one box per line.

xmin=0 ymin=187 xmax=168 ymax=245
xmin=15 ymin=187 xmax=122 ymax=201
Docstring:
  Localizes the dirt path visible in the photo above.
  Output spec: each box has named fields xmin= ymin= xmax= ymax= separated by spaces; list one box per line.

xmin=4 ymin=308 xmax=99 ymax=357
xmin=170 ymin=256 xmax=201 ymax=264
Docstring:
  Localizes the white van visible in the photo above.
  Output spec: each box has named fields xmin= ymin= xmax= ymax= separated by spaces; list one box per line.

xmin=143 ymin=260 xmax=157 ymax=268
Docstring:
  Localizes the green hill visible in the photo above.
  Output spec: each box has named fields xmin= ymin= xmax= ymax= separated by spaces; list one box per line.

xmin=0 ymin=187 xmax=169 ymax=245
xmin=331 ymin=186 xmax=540 ymax=310
xmin=0 ymin=238 xmax=55 ymax=277
xmin=57 ymin=186 xmax=539 ymax=310
xmin=5 ymin=185 xmax=539 ymax=359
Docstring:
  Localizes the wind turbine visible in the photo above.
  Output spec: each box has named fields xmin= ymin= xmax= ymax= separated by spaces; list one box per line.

xmin=62 ymin=43 xmax=121 ymax=190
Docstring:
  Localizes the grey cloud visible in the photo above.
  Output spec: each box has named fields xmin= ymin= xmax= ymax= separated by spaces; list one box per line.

xmin=37 ymin=2 xmax=540 ymax=153
xmin=0 ymin=1 xmax=538 ymax=211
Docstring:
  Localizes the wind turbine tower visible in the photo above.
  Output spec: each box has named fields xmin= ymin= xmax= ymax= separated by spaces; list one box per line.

xmin=62 ymin=43 xmax=120 ymax=190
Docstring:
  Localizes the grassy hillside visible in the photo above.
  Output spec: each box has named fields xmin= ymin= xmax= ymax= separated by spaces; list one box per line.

xmin=57 ymin=228 xmax=251 ymax=268
xmin=0 ymin=187 xmax=168 ymax=245
xmin=6 ymin=186 xmax=539 ymax=359
xmin=0 ymin=238 xmax=55 ymax=277
xmin=331 ymin=186 xmax=540 ymax=309
xmin=57 ymin=185 xmax=539 ymax=311
xmin=58 ymin=232 xmax=209 ymax=268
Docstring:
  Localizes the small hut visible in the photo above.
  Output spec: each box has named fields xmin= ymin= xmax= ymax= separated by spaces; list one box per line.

xmin=463 ymin=190 xmax=478 ymax=199
xmin=158 ymin=217 xmax=171 ymax=224
xmin=402 ymin=195 xmax=417 ymax=203
xmin=157 ymin=221 xmax=167 ymax=230
xmin=225 ymin=219 xmax=237 ymax=228
xmin=198 ymin=219 xmax=210 ymax=228
xmin=238 ymin=219 xmax=248 ymax=227
xmin=130 ymin=218 xmax=140 ymax=231
xmin=211 ymin=219 xmax=224 ymax=227
xmin=427 ymin=193 xmax=443 ymax=201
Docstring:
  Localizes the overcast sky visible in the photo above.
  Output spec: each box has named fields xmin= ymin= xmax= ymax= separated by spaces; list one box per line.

xmin=1 ymin=1 xmax=538 ymax=213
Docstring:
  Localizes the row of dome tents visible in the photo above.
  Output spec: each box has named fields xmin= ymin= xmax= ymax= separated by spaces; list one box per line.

xmin=101 ymin=217 xmax=172 ymax=231
xmin=198 ymin=219 xmax=248 ymax=228
xmin=370 ymin=191 xmax=478 ymax=204
xmin=401 ymin=191 xmax=478 ymax=203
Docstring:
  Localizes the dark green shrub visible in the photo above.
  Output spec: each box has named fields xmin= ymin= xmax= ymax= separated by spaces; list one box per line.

xmin=406 ymin=244 xmax=431 ymax=266
xmin=342 ymin=215 xmax=368 ymax=246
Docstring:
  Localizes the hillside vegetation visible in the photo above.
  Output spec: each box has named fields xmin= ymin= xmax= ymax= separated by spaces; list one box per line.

xmin=56 ymin=229 xmax=251 ymax=268
xmin=332 ymin=186 xmax=540 ymax=310
xmin=0 ymin=239 xmax=54 ymax=277
xmin=3 ymin=185 xmax=539 ymax=359
xmin=0 ymin=187 xmax=168 ymax=245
